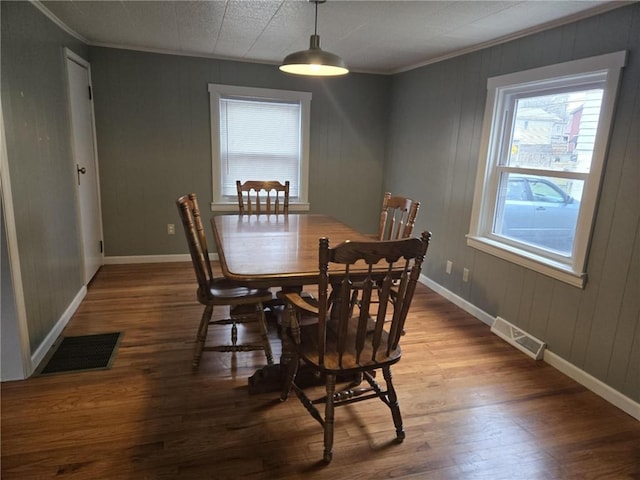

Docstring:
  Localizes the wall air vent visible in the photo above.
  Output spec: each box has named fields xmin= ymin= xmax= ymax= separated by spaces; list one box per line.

xmin=491 ymin=316 xmax=546 ymax=360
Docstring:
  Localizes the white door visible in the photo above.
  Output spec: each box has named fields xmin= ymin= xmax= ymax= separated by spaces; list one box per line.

xmin=66 ymin=50 xmax=103 ymax=283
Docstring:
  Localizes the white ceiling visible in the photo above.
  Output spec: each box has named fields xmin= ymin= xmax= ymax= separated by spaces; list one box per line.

xmin=36 ymin=0 xmax=631 ymax=74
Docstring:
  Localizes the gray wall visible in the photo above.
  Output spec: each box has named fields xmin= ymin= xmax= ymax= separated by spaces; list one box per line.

xmin=385 ymin=4 xmax=639 ymax=402
xmin=1 ymin=1 xmax=89 ymax=353
xmin=1 ymin=198 xmax=22 ymax=380
xmin=89 ymin=47 xmax=391 ymax=256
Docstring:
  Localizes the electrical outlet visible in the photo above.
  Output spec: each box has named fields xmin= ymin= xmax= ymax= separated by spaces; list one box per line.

xmin=167 ymin=223 xmax=175 ymax=235
xmin=446 ymin=260 xmax=453 ymax=274
xmin=463 ymin=268 xmax=470 ymax=282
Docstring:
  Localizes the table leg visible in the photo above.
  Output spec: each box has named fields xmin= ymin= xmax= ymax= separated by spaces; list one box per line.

xmin=248 ymin=288 xmax=323 ymax=394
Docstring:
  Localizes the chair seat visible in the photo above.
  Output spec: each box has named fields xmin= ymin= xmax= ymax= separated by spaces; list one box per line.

xmin=295 ymin=320 xmax=401 ymax=374
xmin=202 ymin=278 xmax=273 ymax=306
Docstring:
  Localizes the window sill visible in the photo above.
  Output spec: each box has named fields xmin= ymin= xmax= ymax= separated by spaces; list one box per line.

xmin=210 ymin=202 xmax=310 ymax=213
xmin=466 ymin=235 xmax=586 ymax=288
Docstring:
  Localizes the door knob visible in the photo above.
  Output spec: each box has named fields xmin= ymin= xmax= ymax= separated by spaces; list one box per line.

xmin=76 ymin=165 xmax=87 ymax=185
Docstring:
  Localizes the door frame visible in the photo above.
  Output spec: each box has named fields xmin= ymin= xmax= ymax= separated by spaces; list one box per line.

xmin=64 ymin=48 xmax=104 ymax=284
xmin=0 ymin=97 xmax=31 ymax=381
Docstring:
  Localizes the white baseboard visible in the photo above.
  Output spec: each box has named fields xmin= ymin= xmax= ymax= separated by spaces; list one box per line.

xmin=419 ymin=274 xmax=639 ymax=422
xmin=419 ymin=274 xmax=494 ymax=326
xmin=104 ymin=254 xmax=190 ymax=264
xmin=30 ymin=286 xmax=87 ymax=373
xmin=544 ymin=350 xmax=640 ymax=421
xmin=104 ymin=253 xmax=218 ymax=264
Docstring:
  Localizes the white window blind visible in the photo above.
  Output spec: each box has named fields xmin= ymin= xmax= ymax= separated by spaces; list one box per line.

xmin=220 ymin=97 xmax=301 ymax=197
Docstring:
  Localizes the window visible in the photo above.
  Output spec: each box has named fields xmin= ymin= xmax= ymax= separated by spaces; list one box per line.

xmin=468 ymin=51 xmax=626 ymax=288
xmin=208 ymin=84 xmax=312 ymax=211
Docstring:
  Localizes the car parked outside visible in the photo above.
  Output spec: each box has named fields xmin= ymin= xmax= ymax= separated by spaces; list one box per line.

xmin=496 ymin=175 xmax=581 ymax=255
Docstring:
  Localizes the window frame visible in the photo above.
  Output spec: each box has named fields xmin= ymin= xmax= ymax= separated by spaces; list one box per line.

xmin=467 ymin=51 xmax=627 ymax=288
xmin=208 ymin=83 xmax=312 ymax=212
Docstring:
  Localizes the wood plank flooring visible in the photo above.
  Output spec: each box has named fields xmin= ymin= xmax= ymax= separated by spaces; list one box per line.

xmin=1 ymin=262 xmax=639 ymax=479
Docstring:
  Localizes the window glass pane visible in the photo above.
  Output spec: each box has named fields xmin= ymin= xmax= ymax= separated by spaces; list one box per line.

xmin=220 ymin=97 xmax=301 ymax=197
xmin=506 ymin=89 xmax=603 ymax=174
xmin=494 ymin=173 xmax=584 ymax=256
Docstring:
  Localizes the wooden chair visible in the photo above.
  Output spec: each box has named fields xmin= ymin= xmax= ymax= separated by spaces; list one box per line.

xmin=377 ymin=192 xmax=420 ymax=240
xmin=236 ymin=180 xmax=290 ymax=214
xmin=176 ymin=193 xmax=274 ymax=368
xmin=354 ymin=192 xmax=421 ymax=314
xmin=278 ymin=231 xmax=431 ymax=463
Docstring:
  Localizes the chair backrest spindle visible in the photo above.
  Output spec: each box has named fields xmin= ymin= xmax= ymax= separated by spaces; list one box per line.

xmin=378 ymin=192 xmax=420 ymax=240
xmin=316 ymin=231 xmax=431 ymax=369
xmin=236 ymin=180 xmax=290 ymax=214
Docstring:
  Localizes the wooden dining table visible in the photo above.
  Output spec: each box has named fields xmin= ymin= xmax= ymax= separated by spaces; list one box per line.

xmin=211 ymin=213 xmax=374 ymax=289
xmin=211 ymin=213 xmax=376 ymax=393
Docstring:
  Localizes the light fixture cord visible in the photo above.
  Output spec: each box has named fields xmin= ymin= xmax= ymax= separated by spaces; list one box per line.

xmin=314 ymin=1 xmax=318 ymax=35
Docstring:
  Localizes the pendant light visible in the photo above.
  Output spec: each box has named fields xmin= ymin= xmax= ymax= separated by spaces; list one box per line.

xmin=279 ymin=0 xmax=348 ymax=77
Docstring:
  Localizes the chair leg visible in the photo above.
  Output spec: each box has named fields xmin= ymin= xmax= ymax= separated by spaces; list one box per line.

xmin=323 ymin=374 xmax=336 ymax=463
xmin=255 ymin=303 xmax=274 ymax=365
xmin=193 ymin=304 xmax=214 ymax=368
xmin=382 ymin=366 xmax=405 ymax=442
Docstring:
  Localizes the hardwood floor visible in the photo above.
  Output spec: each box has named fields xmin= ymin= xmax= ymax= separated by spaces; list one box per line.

xmin=1 ymin=263 xmax=638 ymax=479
